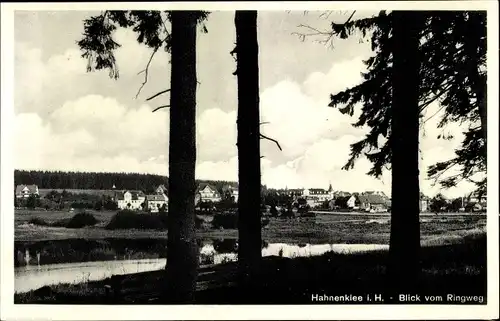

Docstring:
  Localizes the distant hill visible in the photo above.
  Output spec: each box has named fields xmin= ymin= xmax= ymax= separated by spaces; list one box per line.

xmin=14 ymin=170 xmax=238 ymax=194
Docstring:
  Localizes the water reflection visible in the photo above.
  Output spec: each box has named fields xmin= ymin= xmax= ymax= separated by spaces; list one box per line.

xmin=15 ymin=238 xmax=388 ymax=293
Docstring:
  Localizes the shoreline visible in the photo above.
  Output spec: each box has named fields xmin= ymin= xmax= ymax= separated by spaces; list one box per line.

xmin=14 ymin=232 xmax=487 ymax=304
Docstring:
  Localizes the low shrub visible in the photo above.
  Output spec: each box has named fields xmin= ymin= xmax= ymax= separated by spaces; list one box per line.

xmin=106 ymin=210 xmax=165 ymax=230
xmin=213 ymin=238 xmax=238 ymax=254
xmin=106 ymin=210 xmax=204 ymax=230
xmin=51 ymin=218 xmax=71 ymax=227
xmin=212 ymin=212 xmax=238 ymax=229
xmin=66 ymin=212 xmax=98 ymax=228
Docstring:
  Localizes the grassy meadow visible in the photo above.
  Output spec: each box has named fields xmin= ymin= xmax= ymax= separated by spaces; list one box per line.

xmin=15 ymin=209 xmax=486 ymax=245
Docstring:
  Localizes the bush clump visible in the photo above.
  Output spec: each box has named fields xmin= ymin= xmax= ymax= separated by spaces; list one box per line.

xmin=212 ymin=211 xmax=238 ymax=229
xmin=26 ymin=213 xmax=98 ymax=228
xmin=66 ymin=212 xmax=98 ymax=228
xmin=106 ymin=210 xmax=165 ymax=230
xmin=51 ymin=218 xmax=72 ymax=227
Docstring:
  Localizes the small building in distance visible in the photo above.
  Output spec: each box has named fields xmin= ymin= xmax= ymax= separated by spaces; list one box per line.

xmin=304 ymin=188 xmax=332 ymax=203
xmin=467 ymin=191 xmax=487 ymax=211
xmin=420 ymin=193 xmax=430 ymax=212
xmin=352 ymin=192 xmax=391 ymax=212
xmin=15 ymin=184 xmax=39 ymax=199
xmin=145 ymin=193 xmax=168 ymax=212
xmin=222 ymin=184 xmax=239 ymax=203
xmin=155 ymin=184 xmax=168 ymax=195
xmin=117 ymin=190 xmax=146 ymax=210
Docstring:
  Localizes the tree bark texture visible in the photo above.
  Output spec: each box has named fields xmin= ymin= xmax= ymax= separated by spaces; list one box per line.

xmin=164 ymin=10 xmax=199 ymax=304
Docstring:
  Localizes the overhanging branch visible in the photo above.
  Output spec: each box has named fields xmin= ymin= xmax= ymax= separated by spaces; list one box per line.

xmin=260 ymin=133 xmax=282 ymax=151
xmin=136 ymin=45 xmax=161 ymax=99
xmin=146 ymin=89 xmax=171 ymax=101
xmin=292 ymin=10 xmax=357 ymax=48
xmin=152 ymin=105 xmax=170 ymax=113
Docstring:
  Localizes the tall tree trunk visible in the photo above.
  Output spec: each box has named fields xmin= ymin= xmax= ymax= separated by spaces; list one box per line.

xmin=388 ymin=11 xmax=423 ymax=299
xmin=164 ymin=11 xmax=198 ymax=303
xmin=235 ymin=10 xmax=262 ymax=293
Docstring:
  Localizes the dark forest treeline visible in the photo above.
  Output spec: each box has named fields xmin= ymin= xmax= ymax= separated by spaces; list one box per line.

xmin=14 ymin=170 xmax=237 ymax=194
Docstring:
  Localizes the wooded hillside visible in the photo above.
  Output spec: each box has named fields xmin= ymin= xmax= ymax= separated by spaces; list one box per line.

xmin=14 ymin=170 xmax=238 ymax=194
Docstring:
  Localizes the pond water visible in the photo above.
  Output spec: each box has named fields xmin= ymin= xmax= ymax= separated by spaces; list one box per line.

xmin=14 ymin=239 xmax=388 ymax=293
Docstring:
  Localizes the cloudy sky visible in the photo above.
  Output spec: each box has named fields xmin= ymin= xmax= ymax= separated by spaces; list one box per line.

xmin=13 ymin=10 xmax=479 ymax=198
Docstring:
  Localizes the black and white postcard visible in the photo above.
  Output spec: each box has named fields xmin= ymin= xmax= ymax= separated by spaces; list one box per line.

xmin=1 ymin=1 xmax=498 ymax=320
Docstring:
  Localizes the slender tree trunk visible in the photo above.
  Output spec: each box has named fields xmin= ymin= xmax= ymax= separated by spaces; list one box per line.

xmin=164 ymin=11 xmax=198 ymax=303
xmin=388 ymin=11 xmax=423 ymax=299
xmin=235 ymin=10 xmax=262 ymax=294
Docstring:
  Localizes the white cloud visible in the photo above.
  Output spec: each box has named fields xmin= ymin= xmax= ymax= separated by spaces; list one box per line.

xmin=48 ymin=94 xmax=169 ymax=157
xmin=15 ymin=95 xmax=169 ymax=175
xmin=197 ymin=108 xmax=237 ymax=161
xmin=196 ymin=156 xmax=239 ymax=182
xmin=15 ymin=28 xmax=170 ymax=115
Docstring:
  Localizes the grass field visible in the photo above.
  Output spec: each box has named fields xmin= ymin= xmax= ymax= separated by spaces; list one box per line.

xmin=15 ymin=209 xmax=486 ymax=245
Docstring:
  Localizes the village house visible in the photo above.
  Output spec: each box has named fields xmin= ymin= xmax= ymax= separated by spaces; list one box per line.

xmin=15 ymin=184 xmax=39 ymax=198
xmin=468 ymin=191 xmax=487 ymax=204
xmin=350 ymin=192 xmax=390 ymax=212
xmin=117 ymin=190 xmax=146 ymax=210
xmin=304 ymin=188 xmax=332 ymax=202
xmin=333 ymin=191 xmax=352 ymax=198
xmin=420 ymin=194 xmax=430 ymax=212
xmin=195 ymin=183 xmax=221 ymax=205
xmin=155 ymin=184 xmax=168 ymax=195
xmin=286 ymin=188 xmax=305 ymax=197
xmin=347 ymin=194 xmax=358 ymax=209
xmin=145 ymin=193 xmax=168 ymax=212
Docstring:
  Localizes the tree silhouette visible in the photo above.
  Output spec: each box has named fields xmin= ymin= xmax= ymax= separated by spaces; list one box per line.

xmin=233 ymin=10 xmax=262 ymax=290
xmin=387 ymin=11 xmax=424 ymax=298
xmin=77 ymin=10 xmax=209 ymax=303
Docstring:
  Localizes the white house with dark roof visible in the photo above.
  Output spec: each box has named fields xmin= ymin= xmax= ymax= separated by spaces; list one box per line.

xmin=155 ymin=184 xmax=168 ymax=195
xmin=15 ymin=184 xmax=39 ymax=198
xmin=195 ymin=183 xmax=221 ymax=205
xmin=304 ymin=188 xmax=333 ymax=202
xmin=354 ymin=192 xmax=391 ymax=212
xmin=117 ymin=190 xmax=146 ymax=210
xmin=145 ymin=193 xmax=168 ymax=212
